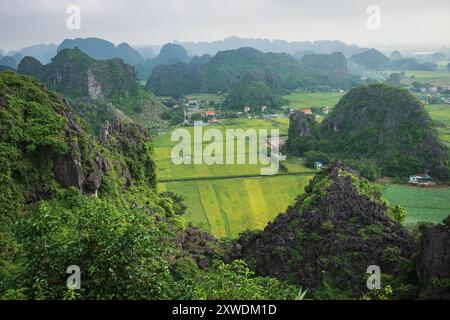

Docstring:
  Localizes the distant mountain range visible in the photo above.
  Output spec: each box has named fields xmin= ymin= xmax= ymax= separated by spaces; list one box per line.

xmin=348 ymin=48 xmax=439 ymax=72
xmin=147 ymin=47 xmax=356 ymax=97
xmin=2 ymin=37 xmax=447 ymax=87
xmin=174 ymin=36 xmax=367 ymax=57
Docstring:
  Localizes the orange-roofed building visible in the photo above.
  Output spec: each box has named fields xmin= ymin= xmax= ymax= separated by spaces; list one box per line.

xmin=302 ymin=108 xmax=313 ymax=115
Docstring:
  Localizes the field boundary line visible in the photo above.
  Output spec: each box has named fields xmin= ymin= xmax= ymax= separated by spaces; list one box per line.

xmin=159 ymin=171 xmax=316 ymax=183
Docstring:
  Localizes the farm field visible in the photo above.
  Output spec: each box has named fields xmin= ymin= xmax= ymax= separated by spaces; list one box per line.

xmin=425 ymin=104 xmax=450 ymax=143
xmin=402 ymin=70 xmax=450 ymax=86
xmin=154 ymin=117 xmax=316 ymax=237
xmin=383 ymin=184 xmax=450 ymax=224
xmin=159 ymin=175 xmax=313 ymax=238
xmin=283 ymin=92 xmax=345 ymax=110
xmin=153 ymin=117 xmax=302 ymax=181
xmin=186 ymin=93 xmax=226 ymax=102
xmin=426 ymin=104 xmax=450 ymax=126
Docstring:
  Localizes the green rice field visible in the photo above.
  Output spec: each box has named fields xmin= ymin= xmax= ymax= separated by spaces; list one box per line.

xmin=283 ymin=92 xmax=345 ymax=110
xmin=383 ymin=184 xmax=450 ymax=224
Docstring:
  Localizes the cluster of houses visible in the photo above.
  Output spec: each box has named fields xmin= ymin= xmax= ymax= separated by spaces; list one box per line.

xmin=297 ymin=107 xmax=330 ymax=121
xmin=412 ymin=85 xmax=450 ymax=105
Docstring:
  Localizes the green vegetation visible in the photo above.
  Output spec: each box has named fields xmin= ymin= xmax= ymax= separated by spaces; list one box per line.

xmin=193 ymin=260 xmax=301 ymax=299
xmin=233 ymin=163 xmax=418 ymax=300
xmin=426 ymin=104 xmax=450 ymax=126
xmin=0 ymin=71 xmax=300 ymax=300
xmin=349 ymin=49 xmax=391 ymax=70
xmin=18 ymin=48 xmax=167 ymax=133
xmin=283 ymin=91 xmax=344 ymax=109
xmin=154 ymin=118 xmax=315 ymax=237
xmin=287 ymin=84 xmax=450 ymax=180
xmin=383 ymin=184 xmax=450 ymax=224
xmin=223 ymin=72 xmax=286 ymax=110
xmin=147 ymin=47 xmax=353 ymax=97
xmin=425 ymin=104 xmax=450 ymax=144
xmin=401 ymin=70 xmax=450 ymax=86
xmin=160 ymin=175 xmax=313 ymax=238
xmin=301 ymin=52 xmax=353 ymax=89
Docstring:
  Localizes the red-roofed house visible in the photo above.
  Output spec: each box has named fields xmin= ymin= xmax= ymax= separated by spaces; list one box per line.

xmin=302 ymin=108 xmax=313 ymax=115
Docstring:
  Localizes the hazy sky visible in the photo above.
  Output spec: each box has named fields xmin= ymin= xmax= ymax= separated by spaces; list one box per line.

xmin=1 ymin=0 xmax=450 ymax=52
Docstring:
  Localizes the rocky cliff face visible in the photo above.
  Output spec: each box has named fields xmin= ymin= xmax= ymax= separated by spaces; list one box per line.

xmin=51 ymin=105 xmax=107 ymax=196
xmin=288 ymin=111 xmax=314 ymax=137
xmin=18 ymin=48 xmax=168 ymax=133
xmin=228 ymin=162 xmax=416 ymax=299
xmin=0 ymin=71 xmax=156 ymax=205
xmin=417 ymin=222 xmax=450 ymax=299
xmin=285 ymin=111 xmax=318 ymax=154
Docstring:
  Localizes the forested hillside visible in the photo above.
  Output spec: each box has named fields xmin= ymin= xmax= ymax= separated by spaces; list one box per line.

xmin=18 ymin=48 xmax=167 ymax=133
xmin=286 ymin=84 xmax=450 ymax=180
xmin=147 ymin=47 xmax=354 ymax=97
xmin=0 ymin=71 xmax=300 ymax=300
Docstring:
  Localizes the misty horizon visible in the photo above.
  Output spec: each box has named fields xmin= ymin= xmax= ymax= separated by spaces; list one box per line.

xmin=1 ymin=0 xmax=450 ymax=53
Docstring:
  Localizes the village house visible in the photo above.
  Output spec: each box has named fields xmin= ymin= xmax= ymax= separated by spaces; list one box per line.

xmin=244 ymin=106 xmax=251 ymax=113
xmin=321 ymin=107 xmax=331 ymax=114
xmin=302 ymin=108 xmax=313 ymax=115
xmin=203 ymin=110 xmax=216 ymax=117
xmin=314 ymin=161 xmax=323 ymax=170
xmin=409 ymin=174 xmax=434 ymax=185
xmin=186 ymin=99 xmax=200 ymax=107
xmin=261 ymin=105 xmax=268 ymax=112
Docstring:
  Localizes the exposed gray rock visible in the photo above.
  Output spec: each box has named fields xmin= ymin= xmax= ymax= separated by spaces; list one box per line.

xmin=417 ymin=223 xmax=450 ymax=299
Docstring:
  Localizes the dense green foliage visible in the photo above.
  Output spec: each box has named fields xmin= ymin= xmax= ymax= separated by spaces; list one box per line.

xmin=147 ymin=47 xmax=354 ymax=97
xmin=349 ymin=49 xmax=392 ymax=70
xmin=18 ymin=48 xmax=167 ymax=133
xmin=136 ymin=43 xmax=191 ymax=80
xmin=223 ymin=72 xmax=286 ymax=110
xmin=192 ymin=260 xmax=300 ymax=300
xmin=287 ymin=84 xmax=450 ymax=180
xmin=232 ymin=163 xmax=418 ymax=299
xmin=393 ymin=59 xmax=437 ymax=71
xmin=301 ymin=52 xmax=353 ymax=89
xmin=147 ymin=63 xmax=204 ymax=98
xmin=0 ymin=72 xmax=299 ymax=300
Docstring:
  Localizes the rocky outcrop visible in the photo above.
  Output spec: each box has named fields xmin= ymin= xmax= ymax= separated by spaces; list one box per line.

xmin=50 ymin=98 xmax=107 ymax=196
xmin=286 ymin=84 xmax=450 ymax=180
xmin=417 ymin=222 xmax=450 ymax=299
xmin=229 ymin=162 xmax=415 ymax=298
xmin=288 ymin=111 xmax=314 ymax=137
xmin=18 ymin=48 xmax=168 ymax=132
xmin=176 ymin=227 xmax=224 ymax=269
